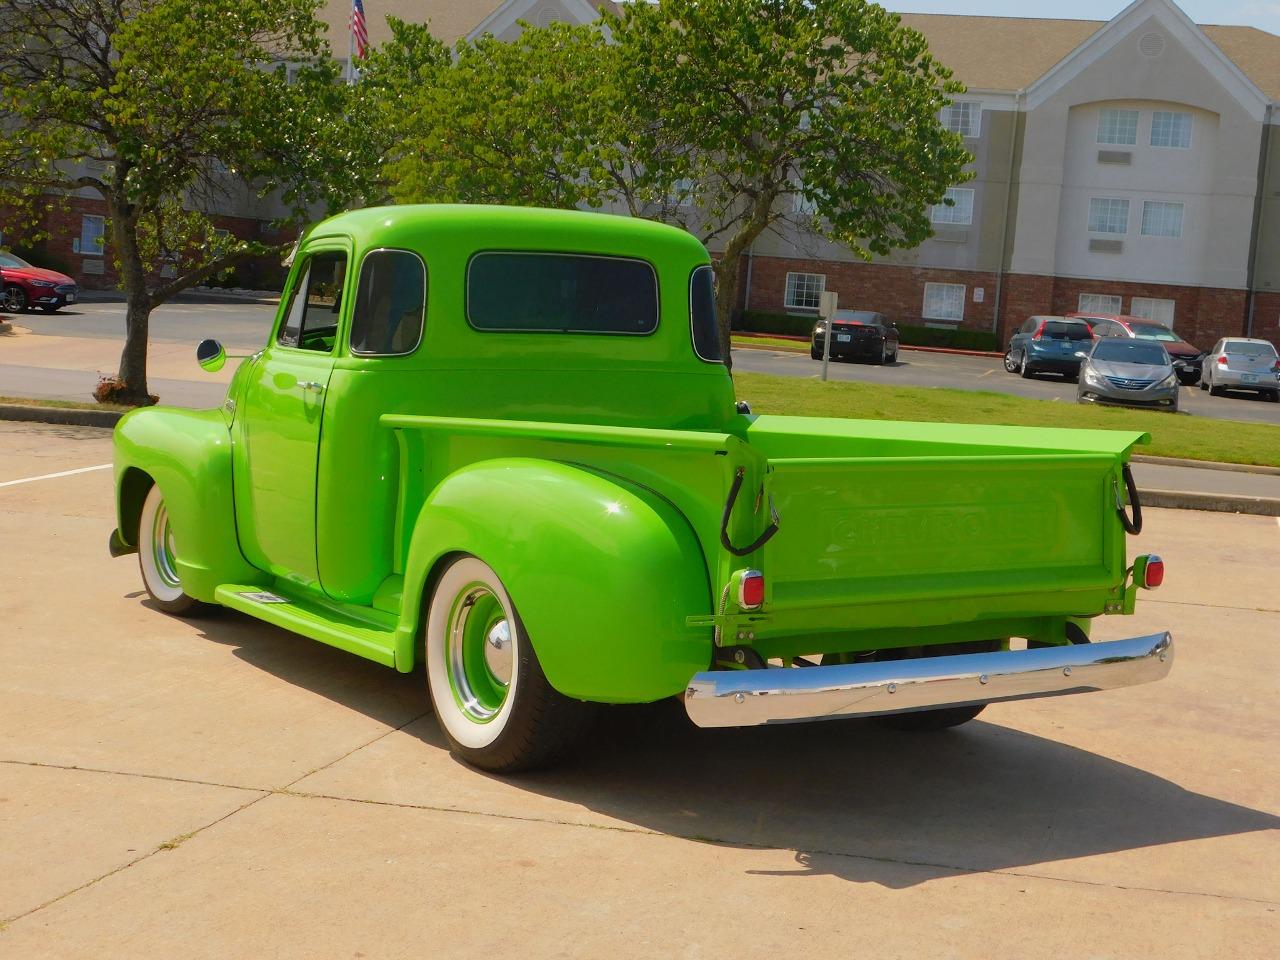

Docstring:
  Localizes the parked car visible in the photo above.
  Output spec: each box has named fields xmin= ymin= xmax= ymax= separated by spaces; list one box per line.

xmin=1199 ymin=338 xmax=1280 ymax=401
xmin=1003 ymin=315 xmax=1093 ymax=379
xmin=1077 ymin=337 xmax=1179 ymax=412
xmin=810 ymin=310 xmax=899 ymax=364
xmin=0 ymin=251 xmax=78 ymax=313
xmin=1070 ymin=313 xmax=1203 ymax=385
xmin=108 ymin=205 xmax=1171 ymax=773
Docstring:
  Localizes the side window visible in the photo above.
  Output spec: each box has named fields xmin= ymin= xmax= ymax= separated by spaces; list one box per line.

xmin=278 ymin=250 xmax=347 ymax=352
xmin=350 ymin=250 xmax=427 ymax=356
xmin=689 ymin=265 xmax=722 ymax=362
xmin=1020 ymin=318 xmax=1037 ymax=335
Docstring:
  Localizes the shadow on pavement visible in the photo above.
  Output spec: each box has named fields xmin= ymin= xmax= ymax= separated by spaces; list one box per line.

xmin=196 ymin=608 xmax=1279 ymax=889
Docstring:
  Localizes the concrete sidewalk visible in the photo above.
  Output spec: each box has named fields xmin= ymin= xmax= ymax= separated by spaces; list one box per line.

xmin=1 ymin=421 xmax=1276 ymax=958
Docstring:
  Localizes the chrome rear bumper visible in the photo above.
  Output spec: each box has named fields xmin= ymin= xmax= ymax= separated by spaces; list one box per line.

xmin=684 ymin=632 xmax=1172 ymax=728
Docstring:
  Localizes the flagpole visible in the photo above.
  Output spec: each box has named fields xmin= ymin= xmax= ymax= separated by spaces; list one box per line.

xmin=347 ymin=8 xmax=355 ymax=85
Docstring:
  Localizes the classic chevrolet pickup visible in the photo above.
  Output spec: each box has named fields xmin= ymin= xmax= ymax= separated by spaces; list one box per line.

xmin=110 ymin=205 xmax=1172 ymax=771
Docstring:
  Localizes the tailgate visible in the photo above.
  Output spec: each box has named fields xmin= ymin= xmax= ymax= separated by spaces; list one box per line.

xmin=748 ymin=417 xmax=1148 ymax=622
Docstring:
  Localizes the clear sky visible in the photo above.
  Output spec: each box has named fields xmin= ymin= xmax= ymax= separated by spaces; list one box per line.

xmin=889 ymin=1 xmax=1280 ymax=34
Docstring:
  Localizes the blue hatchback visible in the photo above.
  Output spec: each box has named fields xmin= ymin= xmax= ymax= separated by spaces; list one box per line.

xmin=1004 ymin=316 xmax=1093 ymax=380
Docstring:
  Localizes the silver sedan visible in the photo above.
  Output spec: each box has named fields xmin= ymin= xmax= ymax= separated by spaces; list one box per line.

xmin=1077 ymin=339 xmax=1180 ymax=412
xmin=1200 ymin=338 xmax=1280 ymax=401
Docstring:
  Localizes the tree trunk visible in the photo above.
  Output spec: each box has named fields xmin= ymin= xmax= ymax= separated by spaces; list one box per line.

xmin=110 ymin=202 xmax=155 ymax=405
xmin=712 ymin=254 xmax=744 ymax=372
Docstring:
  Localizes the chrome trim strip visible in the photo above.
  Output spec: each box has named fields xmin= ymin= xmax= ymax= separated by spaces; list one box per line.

xmin=684 ymin=632 xmax=1172 ymax=728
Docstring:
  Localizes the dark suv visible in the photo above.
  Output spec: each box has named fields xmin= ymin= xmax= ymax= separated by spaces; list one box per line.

xmin=1004 ymin=316 xmax=1093 ymax=379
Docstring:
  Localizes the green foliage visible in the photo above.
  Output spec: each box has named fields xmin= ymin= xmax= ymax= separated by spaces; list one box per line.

xmin=0 ymin=0 xmax=370 ymax=400
xmin=896 ymin=325 xmax=998 ymax=351
xmin=738 ymin=311 xmax=818 ymax=337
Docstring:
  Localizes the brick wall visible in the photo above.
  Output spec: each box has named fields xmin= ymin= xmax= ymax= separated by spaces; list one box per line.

xmin=1249 ymin=291 xmax=1280 ymax=343
xmin=19 ymin=193 xmax=289 ymax=292
xmin=745 ymin=254 xmax=1000 ymax=332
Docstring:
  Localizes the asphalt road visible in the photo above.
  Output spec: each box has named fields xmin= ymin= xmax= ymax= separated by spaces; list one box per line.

xmin=1 ymin=420 xmax=1277 ymax=957
xmin=9 ymin=297 xmax=1280 ymax=425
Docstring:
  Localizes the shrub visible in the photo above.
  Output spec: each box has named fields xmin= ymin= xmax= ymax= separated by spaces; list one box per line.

xmin=735 ymin=310 xmax=998 ymax=351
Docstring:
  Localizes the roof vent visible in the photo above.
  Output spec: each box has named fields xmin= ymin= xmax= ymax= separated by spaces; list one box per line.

xmin=536 ymin=8 xmax=563 ymax=28
xmin=1139 ymin=32 xmax=1165 ymax=58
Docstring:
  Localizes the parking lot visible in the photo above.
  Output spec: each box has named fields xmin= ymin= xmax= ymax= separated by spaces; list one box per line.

xmin=4 ymin=299 xmax=1280 ymax=427
xmin=2 ymin=419 xmax=1277 ymax=958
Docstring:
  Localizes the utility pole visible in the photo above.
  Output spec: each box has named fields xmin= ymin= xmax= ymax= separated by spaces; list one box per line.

xmin=819 ymin=290 xmax=838 ymax=382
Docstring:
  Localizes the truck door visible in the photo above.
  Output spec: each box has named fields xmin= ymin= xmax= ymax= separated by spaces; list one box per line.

xmin=233 ymin=243 xmax=349 ymax=589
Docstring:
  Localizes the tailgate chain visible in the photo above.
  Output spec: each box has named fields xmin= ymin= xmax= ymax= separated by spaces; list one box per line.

xmin=720 ymin=467 xmax=780 ymax=557
xmin=1115 ymin=464 xmax=1143 ymax=535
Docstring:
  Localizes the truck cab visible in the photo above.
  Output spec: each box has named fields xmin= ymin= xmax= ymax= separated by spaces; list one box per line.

xmin=111 ymin=205 xmax=1171 ymax=772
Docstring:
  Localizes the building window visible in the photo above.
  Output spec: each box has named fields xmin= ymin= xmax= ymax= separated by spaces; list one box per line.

xmin=668 ymin=178 xmax=695 ymax=208
xmin=1141 ymin=201 xmax=1184 ymax=238
xmin=1079 ymin=293 xmax=1123 ymax=314
xmin=1088 ymin=198 xmax=1129 ymax=234
xmin=784 ymin=272 xmax=825 ymax=311
xmin=1150 ymin=111 xmax=1192 ymax=148
xmin=931 ymin=187 xmax=974 ymax=225
xmin=1131 ymin=297 xmax=1176 ymax=326
xmin=1097 ymin=109 xmax=1139 ymax=145
xmin=940 ymin=101 xmax=981 ymax=138
xmin=922 ymin=282 xmax=965 ymax=322
xmin=79 ymin=214 xmax=105 ymax=256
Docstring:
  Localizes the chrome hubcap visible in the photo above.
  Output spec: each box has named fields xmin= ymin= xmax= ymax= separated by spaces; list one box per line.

xmin=151 ymin=502 xmax=180 ymax=589
xmin=446 ymin=584 xmax=514 ymax=723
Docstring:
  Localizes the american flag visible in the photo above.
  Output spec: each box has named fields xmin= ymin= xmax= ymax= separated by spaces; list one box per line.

xmin=349 ymin=0 xmax=369 ymax=60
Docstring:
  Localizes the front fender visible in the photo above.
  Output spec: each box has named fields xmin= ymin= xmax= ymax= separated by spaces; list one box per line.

xmin=396 ymin=458 xmax=713 ymax=703
xmin=113 ymin=406 xmax=264 ymax=602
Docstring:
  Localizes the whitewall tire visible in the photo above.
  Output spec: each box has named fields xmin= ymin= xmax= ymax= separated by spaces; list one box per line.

xmin=137 ymin=484 xmax=203 ymax=615
xmin=425 ymin=556 xmax=592 ymax=772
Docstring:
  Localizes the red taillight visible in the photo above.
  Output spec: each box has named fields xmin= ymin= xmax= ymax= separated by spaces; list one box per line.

xmin=1217 ymin=356 xmax=1228 ymax=366
xmin=738 ymin=570 xmax=765 ymax=609
xmin=1136 ymin=555 xmax=1164 ymax=589
xmin=1031 ymin=319 xmax=1046 ymax=340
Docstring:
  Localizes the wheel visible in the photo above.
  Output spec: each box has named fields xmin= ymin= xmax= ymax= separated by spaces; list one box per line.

xmin=137 ymin=484 xmax=206 ymax=615
xmin=890 ymin=344 xmax=899 ymax=363
xmin=2 ymin=285 xmax=27 ymax=312
xmin=1199 ymin=378 xmax=1208 ymax=391
xmin=1209 ymin=379 xmax=1223 ymax=397
xmin=1019 ymin=352 xmax=1034 ymax=378
xmin=873 ymin=341 xmax=886 ymax=365
xmin=1268 ymin=390 xmax=1280 ymax=403
xmin=425 ymin=556 xmax=593 ymax=772
xmin=810 ymin=343 xmax=822 ymax=360
xmin=1003 ymin=348 xmax=1018 ymax=373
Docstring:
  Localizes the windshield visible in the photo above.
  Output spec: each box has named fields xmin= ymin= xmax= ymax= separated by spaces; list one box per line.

xmin=1128 ymin=323 xmax=1179 ymax=342
xmin=1093 ymin=340 xmax=1169 ymax=365
xmin=1224 ymin=341 xmax=1277 ymax=359
xmin=1042 ymin=321 xmax=1091 ymax=341
xmin=0 ymin=251 xmax=33 ymax=269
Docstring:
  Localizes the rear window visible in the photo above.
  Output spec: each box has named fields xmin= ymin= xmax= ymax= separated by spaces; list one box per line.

xmin=1093 ymin=340 xmax=1169 ymax=365
xmin=1128 ymin=323 xmax=1178 ymax=342
xmin=689 ymin=265 xmax=722 ymax=362
xmin=1224 ymin=341 xmax=1277 ymax=358
xmin=467 ymin=252 xmax=658 ymax=335
xmin=1043 ymin=321 xmax=1091 ymax=341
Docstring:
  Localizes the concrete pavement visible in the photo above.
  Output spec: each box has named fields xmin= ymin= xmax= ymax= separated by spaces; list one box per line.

xmin=1 ymin=421 xmax=1277 ymax=958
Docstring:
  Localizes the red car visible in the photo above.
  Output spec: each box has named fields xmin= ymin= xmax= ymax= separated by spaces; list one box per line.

xmin=0 ymin=251 xmax=79 ymax=313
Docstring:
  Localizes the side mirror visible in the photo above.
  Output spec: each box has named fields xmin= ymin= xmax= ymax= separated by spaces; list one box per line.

xmin=196 ymin=338 xmax=226 ymax=373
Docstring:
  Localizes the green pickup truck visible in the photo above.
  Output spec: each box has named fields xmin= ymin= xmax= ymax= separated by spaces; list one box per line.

xmin=110 ymin=205 xmax=1172 ymax=772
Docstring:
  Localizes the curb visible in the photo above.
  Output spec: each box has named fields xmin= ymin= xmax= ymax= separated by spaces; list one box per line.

xmin=1131 ymin=454 xmax=1280 ymax=477
xmin=0 ymin=403 xmax=122 ymax=428
xmin=1141 ymin=488 xmax=1280 ymax=517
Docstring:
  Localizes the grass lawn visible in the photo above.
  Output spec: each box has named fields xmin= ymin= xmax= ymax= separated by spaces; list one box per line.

xmin=0 ymin=395 xmax=131 ymax=412
xmin=734 ymin=371 xmax=1280 ymax=468
xmin=733 ymin=334 xmax=808 ymax=353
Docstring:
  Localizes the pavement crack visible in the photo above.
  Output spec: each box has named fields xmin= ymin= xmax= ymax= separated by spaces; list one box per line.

xmin=1144 ymin=598 xmax=1280 ymax=614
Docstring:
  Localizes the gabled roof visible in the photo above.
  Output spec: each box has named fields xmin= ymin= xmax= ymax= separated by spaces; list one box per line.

xmin=895 ymin=12 xmax=1280 ymax=100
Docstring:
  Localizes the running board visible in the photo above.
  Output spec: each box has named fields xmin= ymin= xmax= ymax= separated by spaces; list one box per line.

xmin=214 ymin=584 xmax=398 ymax=668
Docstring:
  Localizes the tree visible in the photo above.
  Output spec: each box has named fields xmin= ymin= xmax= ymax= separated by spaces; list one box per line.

xmin=608 ymin=0 xmax=973 ymax=364
xmin=0 ymin=0 xmax=372 ymax=404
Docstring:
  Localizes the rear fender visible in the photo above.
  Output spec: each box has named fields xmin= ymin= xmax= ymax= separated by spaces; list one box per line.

xmin=395 ymin=458 xmax=713 ymax=702
xmin=113 ymin=407 xmax=264 ymax=601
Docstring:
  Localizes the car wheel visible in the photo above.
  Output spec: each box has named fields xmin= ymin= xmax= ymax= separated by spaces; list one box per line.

xmin=137 ymin=484 xmax=207 ymax=616
xmin=873 ymin=341 xmax=886 ymax=365
xmin=2 ymin=285 xmax=27 ymax=312
xmin=1003 ymin=348 xmax=1018 ymax=373
xmin=1209 ymin=380 xmax=1223 ymax=397
xmin=1019 ymin=352 xmax=1034 ymax=379
xmin=1268 ymin=390 xmax=1280 ymax=403
xmin=810 ymin=343 xmax=822 ymax=360
xmin=1199 ymin=378 xmax=1208 ymax=391
xmin=425 ymin=555 xmax=593 ymax=773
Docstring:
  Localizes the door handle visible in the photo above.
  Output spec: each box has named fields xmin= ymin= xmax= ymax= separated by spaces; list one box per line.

xmin=296 ymin=380 xmax=324 ymax=393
